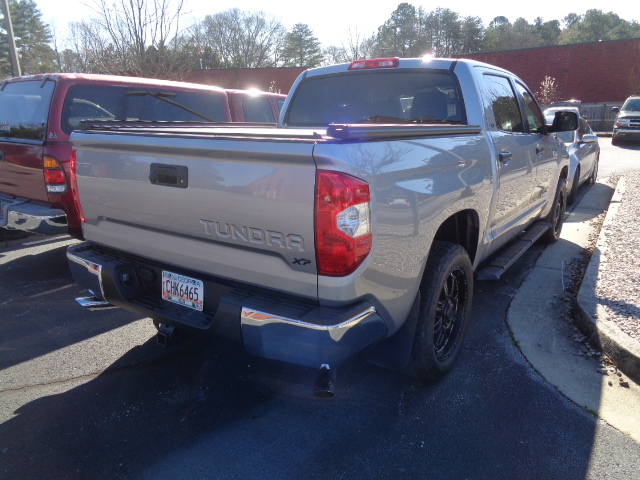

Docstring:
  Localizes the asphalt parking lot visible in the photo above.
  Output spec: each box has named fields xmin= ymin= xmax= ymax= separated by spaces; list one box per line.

xmin=1 ymin=138 xmax=640 ymax=480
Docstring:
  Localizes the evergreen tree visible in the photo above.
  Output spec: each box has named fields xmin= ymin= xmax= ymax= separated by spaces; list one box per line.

xmin=534 ymin=18 xmax=561 ymax=46
xmin=560 ymin=9 xmax=640 ymax=44
xmin=280 ymin=23 xmax=323 ymax=67
xmin=0 ymin=0 xmax=55 ymax=76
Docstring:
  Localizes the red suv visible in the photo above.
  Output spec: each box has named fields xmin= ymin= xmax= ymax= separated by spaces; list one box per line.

xmin=0 ymin=73 xmax=285 ymax=238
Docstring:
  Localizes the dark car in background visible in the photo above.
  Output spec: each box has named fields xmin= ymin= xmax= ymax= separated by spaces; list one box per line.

xmin=611 ymin=96 xmax=640 ymax=145
xmin=0 ymin=74 xmax=284 ymax=239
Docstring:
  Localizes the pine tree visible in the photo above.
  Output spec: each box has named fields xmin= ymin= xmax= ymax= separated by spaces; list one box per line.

xmin=0 ymin=0 xmax=56 ymax=76
xmin=280 ymin=23 xmax=324 ymax=68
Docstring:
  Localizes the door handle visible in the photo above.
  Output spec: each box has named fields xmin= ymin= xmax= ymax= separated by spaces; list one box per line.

xmin=499 ymin=151 xmax=512 ymax=162
xmin=536 ymin=146 xmax=545 ymax=155
xmin=149 ymin=163 xmax=188 ymax=188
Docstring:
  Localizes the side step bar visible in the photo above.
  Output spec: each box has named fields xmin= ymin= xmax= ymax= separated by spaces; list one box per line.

xmin=476 ymin=221 xmax=551 ymax=281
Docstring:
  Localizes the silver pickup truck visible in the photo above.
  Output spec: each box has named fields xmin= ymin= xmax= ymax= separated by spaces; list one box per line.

xmin=67 ymin=58 xmax=578 ymax=393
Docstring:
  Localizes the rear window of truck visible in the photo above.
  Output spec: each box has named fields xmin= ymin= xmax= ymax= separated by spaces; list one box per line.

xmin=0 ymin=80 xmax=55 ymax=142
xmin=61 ymin=84 xmax=228 ymax=133
xmin=285 ymin=70 xmax=465 ymax=126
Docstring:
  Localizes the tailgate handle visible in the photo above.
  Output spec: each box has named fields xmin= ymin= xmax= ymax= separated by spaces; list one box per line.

xmin=149 ymin=163 xmax=188 ymax=188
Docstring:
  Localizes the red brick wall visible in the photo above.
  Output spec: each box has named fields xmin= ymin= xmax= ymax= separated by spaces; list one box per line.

xmin=457 ymin=38 xmax=640 ymax=103
xmin=183 ymin=67 xmax=306 ymax=95
xmin=180 ymin=39 xmax=640 ymax=102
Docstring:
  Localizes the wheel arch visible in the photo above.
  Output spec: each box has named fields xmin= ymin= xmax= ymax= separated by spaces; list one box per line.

xmin=432 ymin=209 xmax=480 ymax=265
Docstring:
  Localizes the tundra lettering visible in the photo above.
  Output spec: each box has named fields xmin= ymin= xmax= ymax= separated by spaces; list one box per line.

xmin=199 ymin=219 xmax=305 ymax=251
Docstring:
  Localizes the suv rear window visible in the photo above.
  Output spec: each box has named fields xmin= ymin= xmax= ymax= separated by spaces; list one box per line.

xmin=61 ymin=84 xmax=228 ymax=133
xmin=241 ymin=96 xmax=274 ymax=123
xmin=0 ymin=80 xmax=55 ymax=142
xmin=285 ymin=70 xmax=465 ymax=126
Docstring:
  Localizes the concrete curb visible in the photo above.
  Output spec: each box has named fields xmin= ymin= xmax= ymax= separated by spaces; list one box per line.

xmin=575 ymin=177 xmax=640 ymax=384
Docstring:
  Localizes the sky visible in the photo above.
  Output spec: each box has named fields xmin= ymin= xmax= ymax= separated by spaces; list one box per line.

xmin=36 ymin=0 xmax=640 ymax=48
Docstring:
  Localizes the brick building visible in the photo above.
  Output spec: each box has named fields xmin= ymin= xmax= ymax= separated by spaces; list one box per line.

xmin=181 ymin=38 xmax=639 ymax=103
xmin=457 ymin=38 xmax=640 ymax=103
xmin=183 ymin=67 xmax=305 ymax=95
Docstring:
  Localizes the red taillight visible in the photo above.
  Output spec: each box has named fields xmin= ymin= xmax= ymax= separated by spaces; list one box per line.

xmin=315 ymin=171 xmax=372 ymax=276
xmin=348 ymin=58 xmax=399 ymax=70
xmin=43 ymin=155 xmax=67 ymax=194
xmin=69 ymin=150 xmax=85 ymax=223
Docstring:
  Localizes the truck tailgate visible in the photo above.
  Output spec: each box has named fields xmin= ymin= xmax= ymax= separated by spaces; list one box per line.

xmin=71 ymin=130 xmax=318 ymax=299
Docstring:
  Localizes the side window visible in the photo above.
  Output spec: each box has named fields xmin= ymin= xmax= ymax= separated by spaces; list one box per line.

xmin=241 ymin=96 xmax=274 ymax=123
xmin=0 ymin=80 xmax=55 ymax=141
xmin=483 ymin=74 xmax=523 ymax=133
xmin=514 ymin=82 xmax=545 ymax=134
xmin=62 ymin=85 xmax=120 ymax=134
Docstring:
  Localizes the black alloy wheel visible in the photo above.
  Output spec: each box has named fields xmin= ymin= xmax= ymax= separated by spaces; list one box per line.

xmin=407 ymin=241 xmax=473 ymax=381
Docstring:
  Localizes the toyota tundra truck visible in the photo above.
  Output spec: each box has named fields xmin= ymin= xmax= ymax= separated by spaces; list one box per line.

xmin=66 ymin=58 xmax=576 ymax=392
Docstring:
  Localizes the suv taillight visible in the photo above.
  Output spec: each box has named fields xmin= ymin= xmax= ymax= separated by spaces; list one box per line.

xmin=315 ymin=171 xmax=372 ymax=276
xmin=69 ymin=150 xmax=85 ymax=223
xmin=43 ymin=155 xmax=67 ymax=194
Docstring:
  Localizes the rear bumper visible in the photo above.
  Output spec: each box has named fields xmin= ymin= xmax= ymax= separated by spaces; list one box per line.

xmin=67 ymin=243 xmax=388 ymax=369
xmin=0 ymin=196 xmax=68 ymax=235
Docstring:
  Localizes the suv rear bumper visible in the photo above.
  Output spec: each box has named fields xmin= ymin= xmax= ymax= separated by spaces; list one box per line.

xmin=67 ymin=243 xmax=388 ymax=369
xmin=0 ymin=196 xmax=68 ymax=235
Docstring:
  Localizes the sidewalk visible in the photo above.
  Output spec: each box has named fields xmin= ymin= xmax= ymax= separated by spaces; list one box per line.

xmin=508 ymin=175 xmax=640 ymax=442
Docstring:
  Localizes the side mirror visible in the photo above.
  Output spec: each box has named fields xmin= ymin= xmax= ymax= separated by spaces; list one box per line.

xmin=549 ymin=111 xmax=578 ymax=133
xmin=612 ymin=106 xmax=620 ymax=113
xmin=581 ymin=134 xmax=598 ymax=144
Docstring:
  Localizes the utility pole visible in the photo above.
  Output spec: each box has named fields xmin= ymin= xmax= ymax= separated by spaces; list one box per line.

xmin=1 ymin=0 xmax=21 ymax=77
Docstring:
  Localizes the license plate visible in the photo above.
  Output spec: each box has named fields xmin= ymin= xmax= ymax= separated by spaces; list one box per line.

xmin=161 ymin=271 xmax=203 ymax=311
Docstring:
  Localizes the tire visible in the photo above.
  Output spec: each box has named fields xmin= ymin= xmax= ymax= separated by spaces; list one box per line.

xmin=611 ymin=135 xmax=619 ymax=146
xmin=406 ymin=241 xmax=473 ymax=382
xmin=567 ymin=167 xmax=579 ymax=205
xmin=541 ymin=178 xmax=568 ymax=244
xmin=586 ymin=157 xmax=598 ymax=186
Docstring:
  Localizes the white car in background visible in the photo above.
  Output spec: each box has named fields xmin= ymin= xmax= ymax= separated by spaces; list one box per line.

xmin=545 ymin=107 xmax=600 ymax=204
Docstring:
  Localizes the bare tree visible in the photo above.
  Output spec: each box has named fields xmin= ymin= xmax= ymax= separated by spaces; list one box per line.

xmin=62 ymin=0 xmax=195 ymax=78
xmin=322 ymin=28 xmax=375 ymax=66
xmin=195 ymin=9 xmax=285 ymax=68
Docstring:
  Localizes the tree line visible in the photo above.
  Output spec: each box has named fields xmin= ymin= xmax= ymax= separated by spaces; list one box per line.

xmin=1 ymin=0 xmax=639 ymax=79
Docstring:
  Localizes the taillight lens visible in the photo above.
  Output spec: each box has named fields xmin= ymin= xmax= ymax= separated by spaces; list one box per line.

xmin=43 ymin=155 xmax=67 ymax=194
xmin=315 ymin=171 xmax=372 ymax=276
xmin=69 ymin=150 xmax=85 ymax=223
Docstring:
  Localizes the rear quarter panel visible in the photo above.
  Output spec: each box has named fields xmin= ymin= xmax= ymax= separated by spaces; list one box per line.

xmin=314 ymin=132 xmax=493 ymax=333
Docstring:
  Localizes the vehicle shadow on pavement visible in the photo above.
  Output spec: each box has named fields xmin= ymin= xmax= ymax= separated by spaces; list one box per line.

xmin=1 ymin=263 xmax=619 ymax=480
xmin=0 ymin=237 xmax=141 ymax=371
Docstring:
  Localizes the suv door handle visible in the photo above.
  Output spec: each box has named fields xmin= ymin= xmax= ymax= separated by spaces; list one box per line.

xmin=499 ymin=151 xmax=512 ymax=162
